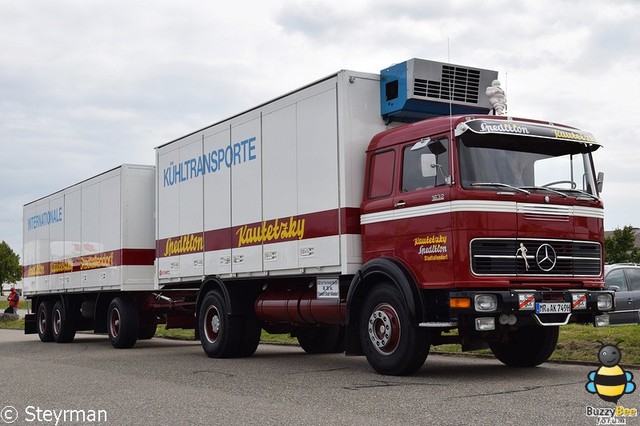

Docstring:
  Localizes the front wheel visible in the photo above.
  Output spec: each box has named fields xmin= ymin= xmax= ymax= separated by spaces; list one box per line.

xmin=359 ymin=284 xmax=430 ymax=376
xmin=489 ymin=325 xmax=559 ymax=367
xmin=138 ymin=314 xmax=157 ymax=340
xmin=107 ymin=296 xmax=139 ymax=349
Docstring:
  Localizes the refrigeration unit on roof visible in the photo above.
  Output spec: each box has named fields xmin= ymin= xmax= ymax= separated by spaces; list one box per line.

xmin=380 ymin=58 xmax=498 ymax=122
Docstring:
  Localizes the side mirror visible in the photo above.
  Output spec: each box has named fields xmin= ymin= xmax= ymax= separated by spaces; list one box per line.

xmin=607 ymin=285 xmax=620 ymax=292
xmin=420 ymin=154 xmax=438 ymax=178
xmin=597 ymin=171 xmax=605 ymax=193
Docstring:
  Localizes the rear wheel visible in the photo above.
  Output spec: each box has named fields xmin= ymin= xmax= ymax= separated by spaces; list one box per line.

xmin=199 ymin=291 xmax=241 ymax=358
xmin=359 ymin=284 xmax=430 ymax=376
xmin=236 ymin=316 xmax=262 ymax=357
xmin=52 ymin=300 xmax=76 ymax=343
xmin=37 ymin=300 xmax=54 ymax=343
xmin=296 ymin=326 xmax=345 ymax=354
xmin=489 ymin=325 xmax=559 ymax=367
xmin=107 ymin=296 xmax=139 ymax=349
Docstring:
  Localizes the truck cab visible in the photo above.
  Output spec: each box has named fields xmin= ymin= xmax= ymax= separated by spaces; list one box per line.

xmin=353 ymin=114 xmax=612 ymax=374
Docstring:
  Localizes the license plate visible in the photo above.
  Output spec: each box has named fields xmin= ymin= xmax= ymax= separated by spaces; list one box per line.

xmin=535 ymin=302 xmax=571 ymax=314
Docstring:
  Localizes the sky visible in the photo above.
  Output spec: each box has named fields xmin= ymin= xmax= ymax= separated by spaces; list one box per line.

xmin=1 ymin=0 xmax=640 ymax=258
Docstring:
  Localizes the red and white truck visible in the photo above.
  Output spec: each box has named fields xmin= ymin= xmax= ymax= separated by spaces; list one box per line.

xmin=23 ymin=58 xmax=613 ymax=375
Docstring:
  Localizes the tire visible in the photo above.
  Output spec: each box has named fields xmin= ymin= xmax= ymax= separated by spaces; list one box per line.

xmin=52 ymin=300 xmax=76 ymax=343
xmin=236 ymin=316 xmax=262 ymax=358
xmin=137 ymin=314 xmax=157 ymax=340
xmin=489 ymin=325 xmax=559 ymax=367
xmin=138 ymin=323 xmax=157 ymax=340
xmin=199 ymin=291 xmax=241 ymax=358
xmin=359 ymin=284 xmax=430 ymax=376
xmin=107 ymin=296 xmax=139 ymax=349
xmin=296 ymin=326 xmax=345 ymax=354
xmin=37 ymin=300 xmax=54 ymax=343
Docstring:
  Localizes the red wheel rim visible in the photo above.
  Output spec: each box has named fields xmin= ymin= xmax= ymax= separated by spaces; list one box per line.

xmin=110 ymin=307 xmax=121 ymax=338
xmin=53 ymin=308 xmax=61 ymax=335
xmin=38 ymin=308 xmax=47 ymax=334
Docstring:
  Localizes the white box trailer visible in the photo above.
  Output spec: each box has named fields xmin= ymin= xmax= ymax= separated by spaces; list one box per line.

xmin=22 ymin=165 xmax=156 ymax=296
xmin=156 ymin=70 xmax=386 ymax=283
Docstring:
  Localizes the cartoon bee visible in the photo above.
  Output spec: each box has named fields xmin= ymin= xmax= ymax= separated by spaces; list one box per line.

xmin=586 ymin=343 xmax=636 ymax=403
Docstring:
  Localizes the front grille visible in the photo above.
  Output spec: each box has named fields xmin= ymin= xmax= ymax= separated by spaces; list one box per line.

xmin=414 ymin=65 xmax=481 ymax=104
xmin=471 ymin=238 xmax=601 ymax=276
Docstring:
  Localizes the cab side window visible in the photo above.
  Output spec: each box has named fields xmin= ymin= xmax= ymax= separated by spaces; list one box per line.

xmin=402 ymin=138 xmax=449 ymax=192
xmin=368 ymin=150 xmax=395 ymax=199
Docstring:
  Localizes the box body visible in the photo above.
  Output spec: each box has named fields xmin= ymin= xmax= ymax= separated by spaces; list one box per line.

xmin=156 ymin=70 xmax=388 ymax=283
xmin=23 ymin=165 xmax=156 ymax=295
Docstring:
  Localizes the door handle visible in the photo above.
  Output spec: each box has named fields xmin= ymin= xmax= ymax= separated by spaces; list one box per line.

xmin=394 ymin=201 xmax=406 ymax=208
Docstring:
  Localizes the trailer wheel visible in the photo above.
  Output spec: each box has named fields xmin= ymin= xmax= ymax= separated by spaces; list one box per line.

xmin=199 ymin=291 xmax=241 ymax=358
xmin=52 ymin=300 xmax=76 ymax=343
xmin=138 ymin=323 xmax=157 ymax=340
xmin=296 ymin=326 xmax=345 ymax=354
xmin=489 ymin=325 xmax=559 ymax=367
xmin=37 ymin=300 xmax=54 ymax=343
xmin=359 ymin=284 xmax=430 ymax=375
xmin=107 ymin=296 xmax=139 ymax=349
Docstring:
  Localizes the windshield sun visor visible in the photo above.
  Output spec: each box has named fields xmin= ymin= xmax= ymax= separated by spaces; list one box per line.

xmin=455 ymin=119 xmax=601 ymax=153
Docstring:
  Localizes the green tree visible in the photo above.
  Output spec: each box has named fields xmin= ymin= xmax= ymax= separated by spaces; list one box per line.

xmin=604 ymin=226 xmax=640 ymax=264
xmin=0 ymin=241 xmax=22 ymax=296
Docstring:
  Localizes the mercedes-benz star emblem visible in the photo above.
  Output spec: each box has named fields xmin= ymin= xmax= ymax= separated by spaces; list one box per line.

xmin=535 ymin=243 xmax=557 ymax=272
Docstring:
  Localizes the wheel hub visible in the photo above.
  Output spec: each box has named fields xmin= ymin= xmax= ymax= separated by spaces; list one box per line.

xmin=204 ymin=306 xmax=221 ymax=344
xmin=367 ymin=303 xmax=400 ymax=355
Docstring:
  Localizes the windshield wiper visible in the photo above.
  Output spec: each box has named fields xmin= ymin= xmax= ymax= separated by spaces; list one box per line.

xmin=470 ymin=182 xmax=531 ymax=194
xmin=569 ymin=188 xmax=599 ymax=200
xmin=519 ymin=186 xmax=568 ymax=198
xmin=521 ymin=186 xmax=598 ymax=200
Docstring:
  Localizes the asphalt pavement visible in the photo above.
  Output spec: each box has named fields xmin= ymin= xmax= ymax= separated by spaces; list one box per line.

xmin=1 ymin=329 xmax=638 ymax=426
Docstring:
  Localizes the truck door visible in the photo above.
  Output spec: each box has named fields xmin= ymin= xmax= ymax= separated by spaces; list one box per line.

xmin=361 ymin=149 xmax=397 ymax=259
xmin=393 ymin=137 xmax=453 ymax=286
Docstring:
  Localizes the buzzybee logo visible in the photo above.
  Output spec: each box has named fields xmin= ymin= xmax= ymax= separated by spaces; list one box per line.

xmin=586 ymin=343 xmax=635 ymax=403
xmin=584 ymin=343 xmax=638 ymax=425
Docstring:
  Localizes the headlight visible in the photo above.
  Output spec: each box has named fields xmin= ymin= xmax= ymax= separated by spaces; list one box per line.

xmin=474 ymin=294 xmax=498 ymax=312
xmin=597 ymin=293 xmax=613 ymax=311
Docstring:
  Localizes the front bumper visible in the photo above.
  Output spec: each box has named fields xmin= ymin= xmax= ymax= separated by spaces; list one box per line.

xmin=447 ymin=289 xmax=614 ymax=328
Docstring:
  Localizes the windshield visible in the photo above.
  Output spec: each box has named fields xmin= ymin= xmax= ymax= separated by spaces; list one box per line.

xmin=458 ymin=135 xmax=599 ymax=197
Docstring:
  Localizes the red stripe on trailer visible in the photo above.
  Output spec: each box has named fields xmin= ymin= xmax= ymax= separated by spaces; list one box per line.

xmin=156 ymin=207 xmax=361 ymax=258
xmin=22 ymin=248 xmax=156 ymax=276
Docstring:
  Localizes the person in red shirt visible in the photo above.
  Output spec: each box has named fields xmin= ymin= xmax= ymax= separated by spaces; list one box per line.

xmin=7 ymin=286 xmax=19 ymax=314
